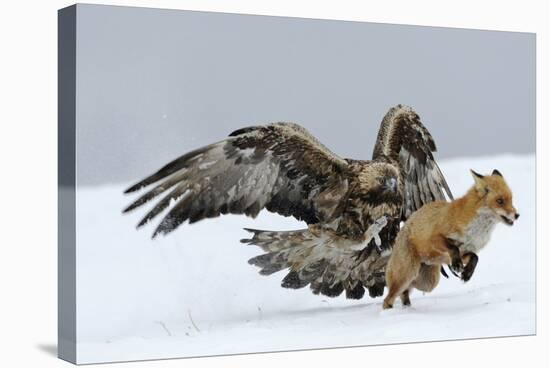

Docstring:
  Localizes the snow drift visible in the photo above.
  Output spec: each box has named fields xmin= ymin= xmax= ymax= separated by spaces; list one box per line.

xmin=74 ymin=154 xmax=535 ymax=363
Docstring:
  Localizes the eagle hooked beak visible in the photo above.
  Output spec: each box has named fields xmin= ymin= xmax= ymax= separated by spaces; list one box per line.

xmin=383 ymin=177 xmax=397 ymax=193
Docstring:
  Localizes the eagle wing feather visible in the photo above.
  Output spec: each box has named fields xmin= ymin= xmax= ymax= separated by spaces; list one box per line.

xmin=372 ymin=104 xmax=453 ymax=220
xmin=123 ymin=122 xmax=350 ymax=237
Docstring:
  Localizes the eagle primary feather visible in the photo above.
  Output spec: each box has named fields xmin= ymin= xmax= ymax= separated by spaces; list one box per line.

xmin=123 ymin=104 xmax=452 ymax=299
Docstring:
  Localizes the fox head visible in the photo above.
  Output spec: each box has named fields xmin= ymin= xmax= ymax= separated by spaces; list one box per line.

xmin=470 ymin=169 xmax=519 ymax=226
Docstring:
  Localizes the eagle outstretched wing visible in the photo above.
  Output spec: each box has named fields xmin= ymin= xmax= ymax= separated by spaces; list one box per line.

xmin=123 ymin=105 xmax=451 ymax=300
xmin=372 ymin=105 xmax=453 ymax=220
xmin=123 ymin=123 xmax=351 ymax=237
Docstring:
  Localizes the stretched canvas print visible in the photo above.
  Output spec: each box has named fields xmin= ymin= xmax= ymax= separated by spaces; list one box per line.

xmin=58 ymin=4 xmax=536 ymax=364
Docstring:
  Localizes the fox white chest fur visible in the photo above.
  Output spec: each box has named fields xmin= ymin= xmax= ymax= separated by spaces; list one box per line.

xmin=450 ymin=208 xmax=498 ymax=253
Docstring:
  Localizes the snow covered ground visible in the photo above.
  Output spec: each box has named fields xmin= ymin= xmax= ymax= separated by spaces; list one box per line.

xmin=75 ymin=154 xmax=535 ymax=364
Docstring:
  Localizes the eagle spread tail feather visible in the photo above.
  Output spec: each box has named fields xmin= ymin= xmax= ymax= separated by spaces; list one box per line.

xmin=241 ymin=220 xmax=389 ymax=299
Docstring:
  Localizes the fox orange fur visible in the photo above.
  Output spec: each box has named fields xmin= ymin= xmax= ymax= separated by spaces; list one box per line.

xmin=383 ymin=169 xmax=518 ymax=309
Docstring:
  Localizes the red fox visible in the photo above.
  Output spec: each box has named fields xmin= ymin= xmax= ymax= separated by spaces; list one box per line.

xmin=383 ymin=169 xmax=518 ymax=309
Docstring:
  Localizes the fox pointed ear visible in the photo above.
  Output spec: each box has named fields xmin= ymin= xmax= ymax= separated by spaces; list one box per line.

xmin=492 ymin=169 xmax=503 ymax=177
xmin=470 ymin=169 xmax=484 ymax=180
xmin=470 ymin=169 xmax=487 ymax=195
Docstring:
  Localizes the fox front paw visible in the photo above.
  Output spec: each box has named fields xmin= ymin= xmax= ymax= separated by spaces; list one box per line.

xmin=461 ymin=268 xmax=473 ymax=282
xmin=460 ymin=252 xmax=478 ymax=283
xmin=450 ymin=259 xmax=464 ymax=275
xmin=461 ymin=261 xmax=476 ymax=282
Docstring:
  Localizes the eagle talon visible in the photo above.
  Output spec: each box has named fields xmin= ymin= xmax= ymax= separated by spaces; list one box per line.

xmin=367 ymin=215 xmax=389 ymax=252
xmin=374 ymin=234 xmax=382 ymax=253
xmin=378 ymin=215 xmax=392 ymax=247
xmin=375 ymin=215 xmax=388 ymax=229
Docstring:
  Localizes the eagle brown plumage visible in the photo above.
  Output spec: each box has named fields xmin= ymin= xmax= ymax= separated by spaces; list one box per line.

xmin=123 ymin=104 xmax=452 ymax=299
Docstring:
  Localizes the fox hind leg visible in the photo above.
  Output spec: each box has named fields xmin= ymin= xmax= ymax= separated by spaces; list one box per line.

xmin=384 ymin=231 xmax=420 ymax=309
xmin=383 ymin=283 xmax=405 ymax=309
xmin=384 ymin=260 xmax=420 ymax=309
xmin=400 ymin=289 xmax=411 ymax=307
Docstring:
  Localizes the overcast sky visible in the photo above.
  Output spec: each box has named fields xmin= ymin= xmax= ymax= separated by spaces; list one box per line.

xmin=72 ymin=4 xmax=535 ymax=186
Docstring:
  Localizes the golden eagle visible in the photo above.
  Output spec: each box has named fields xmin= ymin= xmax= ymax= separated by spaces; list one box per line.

xmin=123 ymin=105 xmax=452 ymax=299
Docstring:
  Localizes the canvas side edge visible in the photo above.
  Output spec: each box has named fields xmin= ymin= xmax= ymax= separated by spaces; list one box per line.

xmin=58 ymin=4 xmax=77 ymax=364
